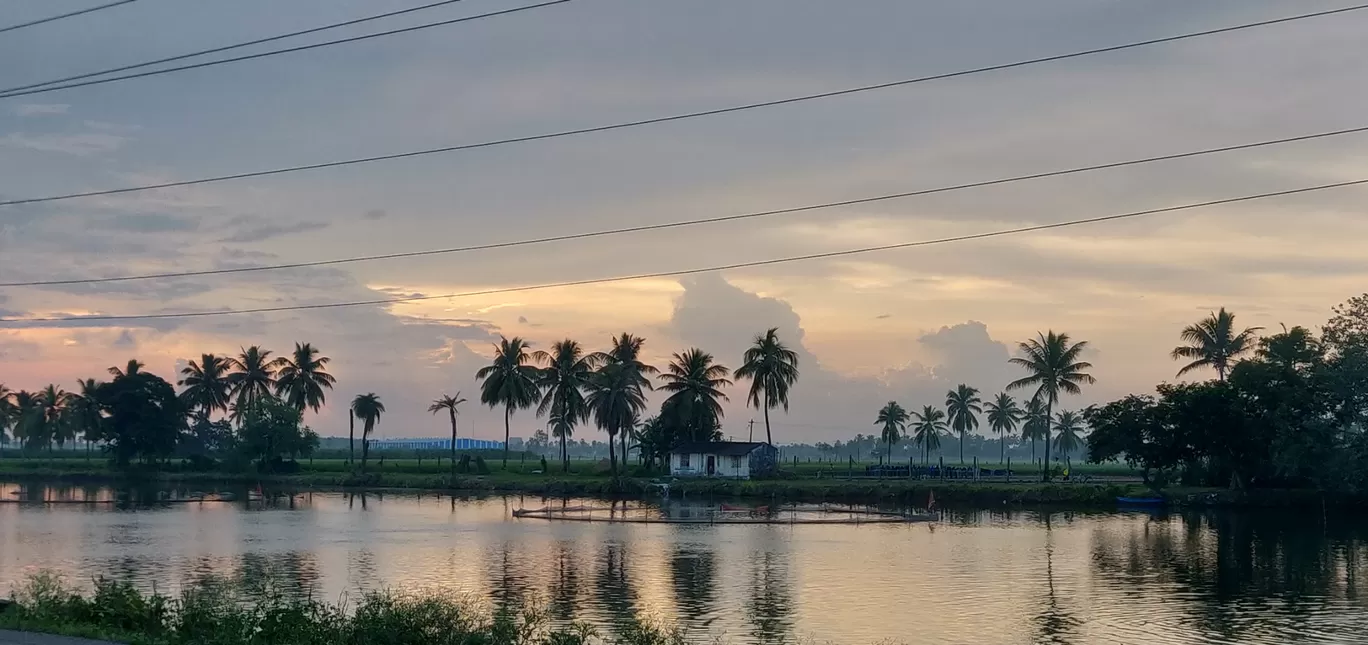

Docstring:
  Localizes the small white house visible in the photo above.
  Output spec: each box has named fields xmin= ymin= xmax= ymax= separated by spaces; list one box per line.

xmin=669 ymin=442 xmax=778 ymax=479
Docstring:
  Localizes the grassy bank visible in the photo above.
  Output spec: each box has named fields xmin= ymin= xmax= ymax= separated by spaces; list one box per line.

xmin=0 ymin=573 xmax=678 ymax=645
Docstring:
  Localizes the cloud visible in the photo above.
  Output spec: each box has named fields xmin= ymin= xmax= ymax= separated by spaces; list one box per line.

xmin=218 ymin=220 xmax=329 ymax=244
xmin=363 ymin=209 xmax=388 ymax=220
xmin=1 ymin=132 xmax=128 ymax=156
xmin=12 ymin=104 xmax=69 ymax=117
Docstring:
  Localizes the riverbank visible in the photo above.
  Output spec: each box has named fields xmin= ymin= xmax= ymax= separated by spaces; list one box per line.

xmin=0 ymin=573 xmax=679 ymax=645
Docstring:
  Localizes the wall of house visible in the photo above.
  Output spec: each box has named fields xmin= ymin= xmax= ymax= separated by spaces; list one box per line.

xmin=670 ymin=452 xmax=750 ymax=478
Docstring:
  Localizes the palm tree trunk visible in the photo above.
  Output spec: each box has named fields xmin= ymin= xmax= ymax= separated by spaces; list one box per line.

xmin=1042 ymin=402 xmax=1053 ymax=482
xmin=561 ymin=434 xmax=568 ymax=472
xmin=502 ymin=405 xmax=511 ymax=469
xmin=1000 ymin=431 xmax=1005 ymax=466
xmin=449 ymin=410 xmax=457 ymax=480
xmin=607 ymin=427 xmax=618 ymax=478
xmin=763 ymin=392 xmax=773 ymax=446
xmin=361 ymin=431 xmax=370 ymax=472
xmin=959 ymin=429 xmax=965 ymax=465
xmin=349 ymin=410 xmax=355 ymax=465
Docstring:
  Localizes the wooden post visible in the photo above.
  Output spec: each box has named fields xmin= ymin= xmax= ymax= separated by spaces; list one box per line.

xmin=939 ymin=455 xmax=944 ymax=480
xmin=909 ymin=456 xmax=913 ymax=480
xmin=973 ymin=456 xmax=978 ymax=481
xmin=1007 ymin=456 xmax=1011 ymax=482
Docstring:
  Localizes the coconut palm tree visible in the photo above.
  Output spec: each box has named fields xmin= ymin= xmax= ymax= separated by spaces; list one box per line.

xmin=107 ymin=359 xmax=144 ymax=378
xmin=10 ymin=391 xmax=41 ymax=452
xmin=874 ymin=401 xmax=908 ymax=463
xmin=0 ymin=384 xmax=14 ymax=450
xmin=945 ymin=384 xmax=982 ymax=465
xmin=351 ymin=393 xmax=385 ymax=472
xmin=910 ymin=405 xmax=947 ymax=466
xmin=476 ymin=336 xmax=546 ymax=468
xmin=1007 ymin=331 xmax=1095 ymax=481
xmin=1171 ymin=308 xmax=1262 ymax=381
xmin=68 ymin=379 xmax=103 ymax=459
xmin=36 ymin=385 xmax=70 ymax=453
xmin=733 ymin=328 xmax=800 ymax=446
xmin=1021 ymin=398 xmax=1049 ymax=465
xmin=273 ymin=342 xmax=336 ymax=415
xmin=983 ymin=392 xmax=1022 ymax=466
xmin=1051 ymin=410 xmax=1085 ymax=468
xmin=228 ymin=346 xmax=277 ymax=420
xmin=596 ymin=333 xmax=658 ymax=462
xmin=537 ymin=340 xmax=597 ymax=472
xmin=658 ymin=348 xmax=732 ymax=444
xmin=178 ymin=353 xmax=232 ymax=420
xmin=586 ymin=361 xmax=648 ymax=477
xmin=428 ymin=392 xmax=468 ymax=476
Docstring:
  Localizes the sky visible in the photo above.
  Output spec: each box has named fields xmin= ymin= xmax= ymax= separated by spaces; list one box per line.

xmin=2 ymin=0 xmax=1367 ymax=444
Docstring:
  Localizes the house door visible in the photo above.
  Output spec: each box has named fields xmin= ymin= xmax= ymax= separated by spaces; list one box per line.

xmin=706 ymin=456 xmax=716 ymax=475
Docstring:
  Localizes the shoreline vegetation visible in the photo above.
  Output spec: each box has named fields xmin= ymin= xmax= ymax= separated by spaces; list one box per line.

xmin=0 ymin=573 xmax=681 ymax=645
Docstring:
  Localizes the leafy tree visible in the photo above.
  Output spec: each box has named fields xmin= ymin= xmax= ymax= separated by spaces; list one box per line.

xmin=945 ymin=384 xmax=982 ymax=464
xmin=536 ymin=340 xmax=596 ymax=471
xmin=178 ymin=353 xmax=232 ymax=420
xmin=476 ymin=336 xmax=545 ymax=468
xmin=1051 ymin=410 xmax=1085 ymax=466
xmin=350 ymin=393 xmax=385 ymax=472
xmin=227 ymin=346 xmax=277 ymax=420
xmin=874 ymin=401 xmax=908 ymax=462
xmin=910 ymin=405 xmax=946 ymax=466
xmin=733 ymin=328 xmax=800 ymax=446
xmin=1084 ymin=394 xmax=1173 ymax=489
xmin=658 ymin=348 xmax=731 ymax=444
xmin=1170 ymin=308 xmax=1261 ymax=381
xmin=984 ymin=392 xmax=1022 ymax=465
xmin=238 ymin=398 xmax=318 ymax=471
xmin=107 ymin=359 xmax=144 ymax=378
xmin=183 ymin=417 xmax=235 ymax=459
xmin=428 ymin=392 xmax=468 ymax=477
xmin=94 ymin=371 xmax=184 ymax=467
xmin=585 ymin=361 xmax=648 ymax=477
xmin=1008 ymin=331 xmax=1095 ymax=481
xmin=634 ymin=415 xmax=672 ymax=469
xmin=273 ymin=343 xmax=336 ymax=415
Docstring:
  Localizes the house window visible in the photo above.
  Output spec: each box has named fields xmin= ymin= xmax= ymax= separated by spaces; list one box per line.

xmin=680 ymin=453 xmax=690 ymax=468
xmin=731 ymin=456 xmax=742 ymax=469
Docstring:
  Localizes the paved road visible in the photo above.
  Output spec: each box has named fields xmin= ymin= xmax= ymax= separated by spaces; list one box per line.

xmin=0 ymin=631 xmax=118 ymax=645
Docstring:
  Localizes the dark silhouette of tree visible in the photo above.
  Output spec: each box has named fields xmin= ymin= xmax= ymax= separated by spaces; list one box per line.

xmin=227 ymin=346 xmax=277 ymax=421
xmin=1052 ymin=410 xmax=1085 ymax=467
xmin=94 ymin=370 xmax=184 ymax=466
xmin=946 ymin=384 xmax=982 ymax=464
xmin=350 ymin=393 xmax=385 ymax=471
xmin=273 ymin=342 xmax=336 ymax=415
xmin=1171 ymin=308 xmax=1261 ymax=381
xmin=911 ymin=405 xmax=946 ymax=466
xmin=874 ymin=401 xmax=908 ymax=462
xmin=178 ymin=353 xmax=231 ymax=420
xmin=733 ymin=328 xmax=800 ymax=446
xmin=586 ymin=361 xmax=647 ymax=477
xmin=985 ymin=392 xmax=1022 ymax=465
xmin=0 ymin=384 xmax=13 ymax=449
xmin=69 ymin=378 xmax=104 ymax=458
xmin=476 ymin=336 xmax=545 ymax=469
xmin=1008 ymin=331 xmax=1094 ymax=481
xmin=658 ymin=348 xmax=731 ymax=444
xmin=537 ymin=339 xmax=596 ymax=471
xmin=1022 ymin=397 xmax=1049 ymax=464
xmin=594 ymin=333 xmax=657 ymax=462
xmin=428 ymin=392 xmax=467 ymax=477
xmin=107 ymin=359 xmax=144 ymax=378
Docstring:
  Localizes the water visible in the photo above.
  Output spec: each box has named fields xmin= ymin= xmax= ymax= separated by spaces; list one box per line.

xmin=2 ymin=483 xmax=1368 ymax=645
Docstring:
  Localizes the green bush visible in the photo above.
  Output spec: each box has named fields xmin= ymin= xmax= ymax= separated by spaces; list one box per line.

xmin=475 ymin=456 xmax=490 ymax=475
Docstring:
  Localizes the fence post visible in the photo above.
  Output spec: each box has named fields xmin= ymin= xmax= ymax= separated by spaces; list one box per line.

xmin=1007 ymin=456 xmax=1011 ymax=482
xmin=973 ymin=456 xmax=978 ymax=481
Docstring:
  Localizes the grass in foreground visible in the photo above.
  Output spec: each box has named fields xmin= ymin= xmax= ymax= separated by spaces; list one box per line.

xmin=0 ymin=573 xmax=680 ymax=645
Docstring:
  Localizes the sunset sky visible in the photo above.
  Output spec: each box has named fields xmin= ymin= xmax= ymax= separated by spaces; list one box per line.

xmin=2 ymin=0 xmax=1366 ymax=443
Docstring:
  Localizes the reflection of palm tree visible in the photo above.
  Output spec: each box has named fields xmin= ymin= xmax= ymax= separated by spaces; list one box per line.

xmin=428 ymin=393 xmax=467 ymax=477
xmin=733 ymin=328 xmax=800 ymax=446
xmin=594 ymin=543 xmax=639 ymax=636
xmin=669 ymin=547 xmax=718 ymax=621
xmin=1171 ymin=308 xmax=1261 ymax=381
xmin=1034 ymin=514 xmax=1080 ymax=645
xmin=984 ymin=392 xmax=1022 ymax=465
xmin=874 ymin=401 xmax=908 ymax=463
xmin=550 ymin=543 xmax=582 ymax=621
xmin=1008 ymin=331 xmax=1094 ymax=481
xmin=476 ymin=336 xmax=545 ymax=469
xmin=911 ymin=406 xmax=947 ymax=466
xmin=350 ymin=393 xmax=385 ymax=471
xmin=945 ymin=384 xmax=982 ymax=465
xmin=745 ymin=551 xmax=794 ymax=645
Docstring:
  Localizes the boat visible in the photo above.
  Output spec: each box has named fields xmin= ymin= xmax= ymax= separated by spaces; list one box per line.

xmin=1116 ymin=496 xmax=1165 ymax=505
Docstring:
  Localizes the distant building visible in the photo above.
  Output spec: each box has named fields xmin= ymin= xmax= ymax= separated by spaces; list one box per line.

xmin=669 ymin=441 xmax=778 ymax=479
xmin=367 ymin=437 xmax=504 ymax=451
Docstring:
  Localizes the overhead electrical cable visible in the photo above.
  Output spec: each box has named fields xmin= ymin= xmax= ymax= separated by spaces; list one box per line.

xmin=4 ymin=124 xmax=1366 ymax=288
xmin=6 ymin=177 xmax=1364 ymax=324
xmin=0 ymin=0 xmax=137 ymax=35
xmin=0 ymin=0 xmax=572 ymax=100
xmin=0 ymin=0 xmax=475 ymax=95
xmin=0 ymin=3 xmax=1363 ymax=207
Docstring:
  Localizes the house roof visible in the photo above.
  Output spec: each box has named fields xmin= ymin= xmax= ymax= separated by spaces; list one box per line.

xmin=671 ymin=441 xmax=771 ymax=457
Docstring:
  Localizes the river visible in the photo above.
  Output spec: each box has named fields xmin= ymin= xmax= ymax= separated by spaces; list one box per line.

xmin=2 ymin=482 xmax=1366 ymax=644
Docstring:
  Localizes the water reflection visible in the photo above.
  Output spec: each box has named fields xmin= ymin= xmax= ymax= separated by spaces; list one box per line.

xmin=4 ymin=483 xmax=1368 ymax=645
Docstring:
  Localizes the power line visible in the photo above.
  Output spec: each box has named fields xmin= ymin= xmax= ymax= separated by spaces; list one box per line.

xmin=0 ymin=0 xmax=136 ymax=35
xmin=1 ymin=3 xmax=1363 ymax=208
xmin=7 ymin=177 xmax=1364 ymax=324
xmin=0 ymin=0 xmax=473 ymax=96
xmin=0 ymin=0 xmax=572 ymax=100
xmin=5 ymin=123 xmax=1366 ymax=288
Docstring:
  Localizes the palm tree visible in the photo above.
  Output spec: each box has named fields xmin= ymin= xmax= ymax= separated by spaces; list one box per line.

xmin=585 ymin=361 xmax=648 ymax=478
xmin=476 ymin=337 xmax=546 ymax=468
xmin=36 ymin=385 xmax=71 ymax=453
xmin=178 ymin=353 xmax=232 ymax=420
xmin=733 ymin=328 xmax=800 ymax=446
xmin=657 ymin=348 xmax=732 ymax=444
xmin=351 ymin=393 xmax=385 ymax=472
xmin=428 ymin=393 xmax=468 ymax=476
xmin=1171 ymin=308 xmax=1262 ymax=381
xmin=107 ymin=359 xmax=144 ymax=377
xmin=945 ymin=384 xmax=982 ymax=465
xmin=874 ymin=401 xmax=908 ymax=463
xmin=983 ymin=392 xmax=1022 ymax=466
xmin=1051 ymin=410 xmax=1085 ymax=468
xmin=0 ymin=385 xmax=14 ymax=451
xmin=596 ymin=333 xmax=658 ymax=462
xmin=1022 ymin=398 xmax=1049 ymax=465
xmin=68 ymin=379 xmax=103 ymax=459
xmin=273 ymin=342 xmax=336 ymax=415
xmin=910 ymin=406 xmax=946 ymax=466
xmin=1007 ymin=331 xmax=1095 ymax=481
xmin=227 ymin=346 xmax=277 ymax=420
xmin=537 ymin=340 xmax=597 ymax=472
xmin=10 ymin=391 xmax=41 ymax=452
